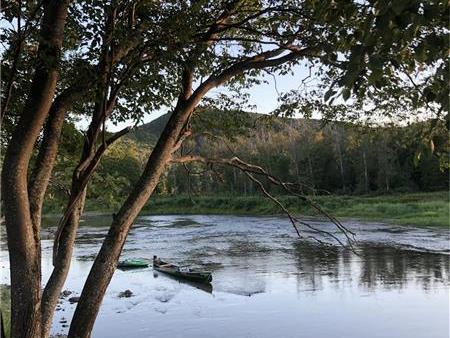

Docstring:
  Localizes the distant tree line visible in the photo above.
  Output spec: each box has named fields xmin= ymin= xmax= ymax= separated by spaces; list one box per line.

xmin=45 ymin=113 xmax=448 ymax=212
xmin=163 ymin=115 xmax=448 ymax=197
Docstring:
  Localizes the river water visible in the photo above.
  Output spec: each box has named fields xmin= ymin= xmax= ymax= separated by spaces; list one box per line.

xmin=1 ymin=215 xmax=449 ymax=338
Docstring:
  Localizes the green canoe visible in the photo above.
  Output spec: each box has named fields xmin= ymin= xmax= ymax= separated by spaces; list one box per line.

xmin=117 ymin=258 xmax=149 ymax=268
xmin=153 ymin=256 xmax=212 ymax=283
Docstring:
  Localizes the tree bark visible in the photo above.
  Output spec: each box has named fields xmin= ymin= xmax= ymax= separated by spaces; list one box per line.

xmin=362 ymin=150 xmax=369 ymax=193
xmin=1 ymin=1 xmax=70 ymax=337
xmin=68 ymin=97 xmax=197 ymax=338
xmin=40 ymin=189 xmax=86 ymax=338
xmin=39 ymin=6 xmax=145 ymax=334
xmin=67 ymin=46 xmax=309 ymax=337
xmin=29 ymin=87 xmax=83 ymax=232
xmin=39 ymin=124 xmax=129 ymax=338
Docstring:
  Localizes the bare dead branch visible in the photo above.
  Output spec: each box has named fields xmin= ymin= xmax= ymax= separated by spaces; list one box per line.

xmin=244 ymin=171 xmax=301 ymax=237
xmin=170 ymin=154 xmax=356 ymax=249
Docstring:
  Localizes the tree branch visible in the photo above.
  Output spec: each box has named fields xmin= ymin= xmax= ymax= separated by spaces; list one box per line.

xmin=28 ymin=83 xmax=90 ymax=230
xmin=170 ymin=154 xmax=356 ymax=249
xmin=52 ymin=126 xmax=131 ymax=264
xmin=189 ymin=46 xmax=319 ymax=106
xmin=1 ymin=0 xmax=45 ymax=123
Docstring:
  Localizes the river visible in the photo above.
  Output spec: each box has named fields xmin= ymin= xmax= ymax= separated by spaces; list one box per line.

xmin=1 ymin=214 xmax=449 ymax=338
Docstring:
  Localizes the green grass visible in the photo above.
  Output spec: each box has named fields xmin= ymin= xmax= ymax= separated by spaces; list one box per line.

xmin=142 ymin=191 xmax=449 ymax=228
xmin=1 ymin=284 xmax=11 ymax=338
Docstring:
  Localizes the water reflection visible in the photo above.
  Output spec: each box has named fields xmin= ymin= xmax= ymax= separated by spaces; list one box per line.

xmin=2 ymin=214 xmax=448 ymax=338
xmin=357 ymin=245 xmax=449 ymax=291
xmin=290 ymin=241 xmax=342 ymax=291
xmin=289 ymin=241 xmax=449 ymax=292
xmin=153 ymin=271 xmax=213 ymax=294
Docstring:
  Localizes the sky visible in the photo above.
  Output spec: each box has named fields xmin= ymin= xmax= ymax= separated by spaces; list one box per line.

xmin=102 ymin=63 xmax=313 ymax=132
xmin=0 ymin=15 xmax=315 ymax=133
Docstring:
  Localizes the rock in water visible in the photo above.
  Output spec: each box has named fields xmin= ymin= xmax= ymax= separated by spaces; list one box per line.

xmin=60 ymin=290 xmax=72 ymax=298
xmin=118 ymin=289 xmax=133 ymax=298
xmin=68 ymin=296 xmax=80 ymax=303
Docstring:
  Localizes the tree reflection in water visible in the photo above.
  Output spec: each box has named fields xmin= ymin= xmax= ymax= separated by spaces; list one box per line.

xmin=290 ymin=241 xmax=449 ymax=292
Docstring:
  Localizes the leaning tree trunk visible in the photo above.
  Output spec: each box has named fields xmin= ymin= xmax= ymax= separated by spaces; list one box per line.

xmin=40 ymin=118 xmax=129 ymax=337
xmin=67 ymin=97 xmax=196 ymax=338
xmin=40 ymin=103 xmax=113 ymax=336
xmin=29 ymin=89 xmax=71 ymax=338
xmin=1 ymin=1 xmax=70 ymax=337
xmin=40 ymin=189 xmax=87 ymax=338
xmin=67 ymin=34 xmax=304 ymax=336
xmin=39 ymin=7 xmax=147 ymax=333
xmin=29 ymin=90 xmax=75 ymax=232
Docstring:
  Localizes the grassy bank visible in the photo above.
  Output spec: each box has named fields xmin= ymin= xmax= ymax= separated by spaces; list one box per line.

xmin=142 ymin=191 xmax=449 ymax=227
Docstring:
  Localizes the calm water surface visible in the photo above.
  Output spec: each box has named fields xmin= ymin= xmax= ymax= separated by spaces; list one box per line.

xmin=1 ymin=215 xmax=449 ymax=338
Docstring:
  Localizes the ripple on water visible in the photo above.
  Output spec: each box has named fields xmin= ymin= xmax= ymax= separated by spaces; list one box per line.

xmin=2 ymin=214 xmax=449 ymax=338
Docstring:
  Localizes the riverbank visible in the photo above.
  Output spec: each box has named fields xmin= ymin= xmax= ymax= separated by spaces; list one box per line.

xmin=141 ymin=191 xmax=449 ymax=228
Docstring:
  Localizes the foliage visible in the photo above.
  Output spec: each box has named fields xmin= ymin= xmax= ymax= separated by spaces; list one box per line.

xmin=43 ymin=112 xmax=447 ymax=212
xmin=273 ymin=0 xmax=449 ymax=126
xmin=44 ymin=130 xmax=149 ymax=212
xmin=88 ymin=138 xmax=148 ymax=209
xmin=2 ymin=1 xmax=447 ymax=132
xmin=164 ymin=112 xmax=448 ymax=196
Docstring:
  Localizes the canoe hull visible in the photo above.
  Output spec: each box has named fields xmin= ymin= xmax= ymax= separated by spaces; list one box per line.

xmin=153 ymin=258 xmax=212 ymax=283
xmin=154 ymin=266 xmax=212 ymax=283
xmin=117 ymin=259 xmax=149 ymax=269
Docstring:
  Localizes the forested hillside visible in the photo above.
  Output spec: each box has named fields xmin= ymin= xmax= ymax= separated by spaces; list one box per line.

xmin=44 ymin=111 xmax=448 ymax=212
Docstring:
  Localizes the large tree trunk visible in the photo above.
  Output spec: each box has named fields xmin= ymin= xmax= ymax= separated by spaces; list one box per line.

xmin=68 ymin=98 xmax=196 ymax=338
xmin=39 ymin=7 xmax=145 ymax=334
xmin=29 ymin=89 xmax=78 ymax=231
xmin=40 ymin=189 xmax=86 ymax=338
xmin=67 ymin=36 xmax=300 ymax=337
xmin=39 ymin=101 xmax=114 ymax=336
xmin=1 ymin=1 xmax=70 ymax=337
